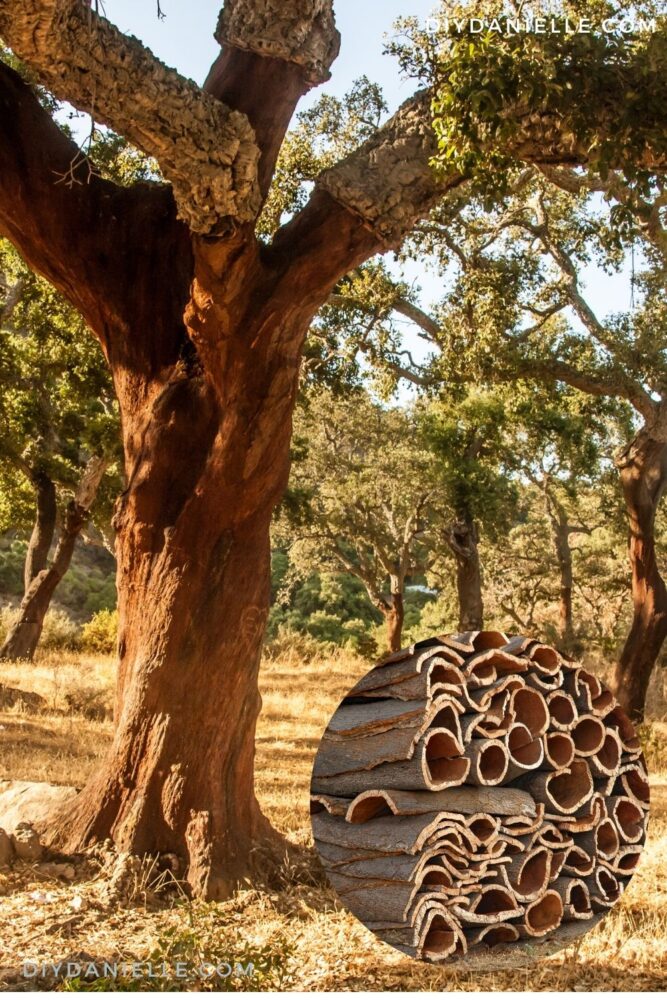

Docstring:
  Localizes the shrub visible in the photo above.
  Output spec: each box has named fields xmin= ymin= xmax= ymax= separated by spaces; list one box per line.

xmin=80 ymin=608 xmax=118 ymax=655
xmin=0 ymin=540 xmax=27 ymax=596
xmin=340 ymin=618 xmax=377 ymax=658
xmin=637 ymin=723 xmax=667 ymax=774
xmin=40 ymin=609 xmax=80 ymax=651
xmin=263 ymin=624 xmax=335 ymax=662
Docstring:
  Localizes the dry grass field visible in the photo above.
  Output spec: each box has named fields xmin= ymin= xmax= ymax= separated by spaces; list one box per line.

xmin=0 ymin=648 xmax=666 ymax=991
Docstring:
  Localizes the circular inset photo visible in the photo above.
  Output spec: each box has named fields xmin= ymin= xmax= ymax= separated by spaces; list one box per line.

xmin=310 ymin=632 xmax=649 ymax=965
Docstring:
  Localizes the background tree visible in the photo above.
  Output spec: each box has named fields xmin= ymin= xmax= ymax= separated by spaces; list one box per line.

xmin=424 ymin=174 xmax=666 ymax=720
xmin=284 ymin=389 xmax=444 ymax=653
xmin=325 ymin=158 xmax=664 ymax=718
xmin=0 ymin=240 xmax=120 ymax=660
xmin=510 ymin=387 xmax=629 ymax=650
xmin=418 ymin=388 xmax=518 ymax=630
xmin=0 ymin=0 xmax=664 ymax=895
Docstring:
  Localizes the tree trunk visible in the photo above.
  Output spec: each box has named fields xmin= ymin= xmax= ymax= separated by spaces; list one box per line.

xmin=386 ymin=586 xmax=405 ymax=654
xmin=543 ymin=493 xmax=575 ymax=649
xmin=613 ymin=433 xmax=667 ymax=723
xmin=1 ymin=501 xmax=86 ymax=660
xmin=23 ymin=470 xmax=57 ymax=591
xmin=448 ymin=516 xmax=484 ymax=631
xmin=45 ymin=338 xmax=302 ymax=898
xmin=0 ymin=458 xmax=107 ymax=661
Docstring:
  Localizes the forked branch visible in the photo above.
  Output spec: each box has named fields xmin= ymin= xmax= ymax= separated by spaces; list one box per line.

xmin=0 ymin=0 xmax=262 ymax=234
xmin=205 ymin=1 xmax=340 ymax=198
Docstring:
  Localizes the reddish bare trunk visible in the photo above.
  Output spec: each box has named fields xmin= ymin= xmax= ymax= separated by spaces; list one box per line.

xmin=46 ymin=258 xmax=307 ymax=895
xmin=448 ymin=516 xmax=484 ymax=631
xmin=613 ymin=434 xmax=667 ymax=723
xmin=0 ymin=499 xmax=84 ymax=661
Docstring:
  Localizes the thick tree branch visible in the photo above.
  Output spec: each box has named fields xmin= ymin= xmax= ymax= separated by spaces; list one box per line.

xmin=0 ymin=60 xmax=144 ymax=332
xmin=317 ymin=90 xmax=464 ymax=250
xmin=391 ymin=298 xmax=440 ymax=340
xmin=538 ymin=165 xmax=667 ymax=260
xmin=515 ymin=355 xmax=656 ymax=423
xmin=0 ymin=0 xmax=261 ymax=234
xmin=277 ymin=83 xmax=666 ymax=304
xmin=205 ymin=2 xmax=340 ymax=199
xmin=327 ymin=291 xmax=441 ymax=341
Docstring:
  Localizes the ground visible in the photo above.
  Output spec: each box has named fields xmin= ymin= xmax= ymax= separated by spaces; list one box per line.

xmin=0 ymin=648 xmax=666 ymax=992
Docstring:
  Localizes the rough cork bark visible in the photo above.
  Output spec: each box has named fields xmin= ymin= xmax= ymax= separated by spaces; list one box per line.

xmin=215 ymin=0 xmax=341 ymax=84
xmin=0 ymin=0 xmax=261 ymax=233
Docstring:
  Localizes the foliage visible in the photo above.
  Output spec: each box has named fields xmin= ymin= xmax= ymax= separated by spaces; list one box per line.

xmin=79 ymin=608 xmax=119 ymax=655
xmin=259 ymin=77 xmax=387 ymax=237
xmin=418 ymin=387 xmax=520 ymax=538
xmin=409 ymin=170 xmax=665 ymax=418
xmin=58 ymin=564 xmax=117 ymax=617
xmin=280 ymin=388 xmax=452 ymax=635
xmin=0 ymin=239 xmax=121 ymax=535
xmin=38 ymin=609 xmax=80 ymax=651
xmin=389 ymin=2 xmax=667 ymax=202
xmin=0 ymin=533 xmax=116 ymax=617
xmin=0 ymin=538 xmax=28 ymax=595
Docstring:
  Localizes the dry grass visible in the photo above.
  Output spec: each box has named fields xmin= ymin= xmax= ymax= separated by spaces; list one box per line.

xmin=0 ymin=649 xmax=666 ymax=991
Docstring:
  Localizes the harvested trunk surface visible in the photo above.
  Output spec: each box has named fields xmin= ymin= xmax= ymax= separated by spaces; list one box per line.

xmin=310 ymin=633 xmax=649 ymax=964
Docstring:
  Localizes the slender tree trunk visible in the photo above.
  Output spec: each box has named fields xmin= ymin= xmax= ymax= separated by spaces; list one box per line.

xmin=0 ymin=458 xmax=107 ymax=661
xmin=386 ymin=585 xmax=405 ymax=654
xmin=0 ymin=502 xmax=86 ymax=660
xmin=23 ymin=470 xmax=57 ymax=591
xmin=543 ymin=493 xmax=575 ymax=648
xmin=555 ymin=536 xmax=574 ymax=648
xmin=448 ymin=515 xmax=484 ymax=631
xmin=613 ymin=433 xmax=667 ymax=723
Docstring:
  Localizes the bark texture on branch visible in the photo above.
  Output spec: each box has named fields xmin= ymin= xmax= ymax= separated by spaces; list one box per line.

xmin=0 ymin=0 xmax=261 ymax=233
xmin=311 ymin=632 xmax=649 ymax=963
xmin=215 ymin=0 xmax=340 ymax=85
xmin=317 ymin=91 xmax=458 ymax=248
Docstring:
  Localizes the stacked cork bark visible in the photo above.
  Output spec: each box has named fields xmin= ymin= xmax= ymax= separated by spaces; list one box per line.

xmin=310 ymin=632 xmax=649 ymax=962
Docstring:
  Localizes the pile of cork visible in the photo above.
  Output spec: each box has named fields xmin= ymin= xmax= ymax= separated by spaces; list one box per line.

xmin=311 ymin=632 xmax=649 ymax=961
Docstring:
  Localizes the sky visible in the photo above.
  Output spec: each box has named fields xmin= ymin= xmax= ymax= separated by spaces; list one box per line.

xmin=94 ymin=1 xmax=635 ymax=330
xmin=102 ymin=0 xmax=434 ymax=110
